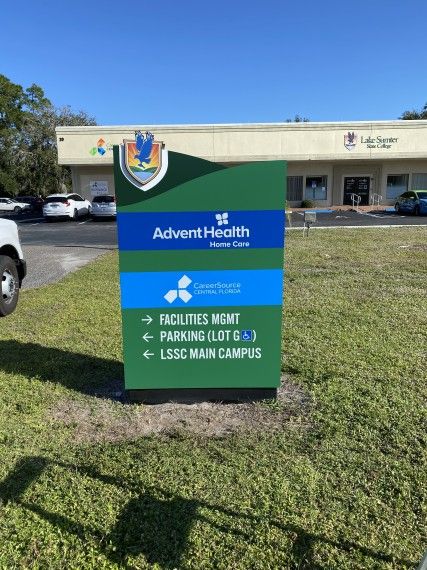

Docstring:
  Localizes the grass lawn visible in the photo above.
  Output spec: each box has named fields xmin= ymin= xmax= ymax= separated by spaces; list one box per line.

xmin=0 ymin=227 xmax=426 ymax=569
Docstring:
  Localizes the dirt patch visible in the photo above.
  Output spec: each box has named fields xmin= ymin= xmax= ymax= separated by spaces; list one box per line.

xmin=48 ymin=377 xmax=310 ymax=443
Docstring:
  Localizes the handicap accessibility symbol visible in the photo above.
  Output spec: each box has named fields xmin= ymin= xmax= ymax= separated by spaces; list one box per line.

xmin=241 ymin=330 xmax=253 ymax=341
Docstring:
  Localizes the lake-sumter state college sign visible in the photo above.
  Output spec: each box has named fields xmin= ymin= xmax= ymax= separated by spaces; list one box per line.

xmin=344 ymin=131 xmax=399 ymax=151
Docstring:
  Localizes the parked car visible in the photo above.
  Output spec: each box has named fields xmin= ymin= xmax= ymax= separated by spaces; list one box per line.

xmin=91 ymin=195 xmax=116 ymax=219
xmin=15 ymin=195 xmax=44 ymax=212
xmin=395 ymin=190 xmax=427 ymax=215
xmin=0 ymin=219 xmax=27 ymax=316
xmin=0 ymin=197 xmax=31 ymax=214
xmin=43 ymin=193 xmax=91 ymax=220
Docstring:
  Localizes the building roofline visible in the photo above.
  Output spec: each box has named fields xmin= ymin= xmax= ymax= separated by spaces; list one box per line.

xmin=55 ymin=119 xmax=427 ymax=133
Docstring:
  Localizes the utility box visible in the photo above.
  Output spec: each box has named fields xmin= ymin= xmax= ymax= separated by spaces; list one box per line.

xmin=304 ymin=211 xmax=316 ymax=224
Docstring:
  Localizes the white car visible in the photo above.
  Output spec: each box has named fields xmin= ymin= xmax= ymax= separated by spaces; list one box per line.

xmin=0 ymin=219 xmax=26 ymax=316
xmin=0 ymin=197 xmax=31 ymax=214
xmin=43 ymin=193 xmax=91 ymax=220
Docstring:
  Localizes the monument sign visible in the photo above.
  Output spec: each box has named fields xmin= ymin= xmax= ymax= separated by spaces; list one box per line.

xmin=114 ymin=132 xmax=286 ymax=402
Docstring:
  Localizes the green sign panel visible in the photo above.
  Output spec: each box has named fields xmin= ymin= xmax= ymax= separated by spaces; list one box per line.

xmin=114 ymin=132 xmax=286 ymax=400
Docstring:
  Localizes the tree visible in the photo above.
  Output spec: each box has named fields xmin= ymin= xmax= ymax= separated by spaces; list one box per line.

xmin=285 ymin=115 xmax=310 ymax=123
xmin=400 ymin=103 xmax=427 ymax=120
xmin=20 ymin=104 xmax=96 ymax=195
xmin=0 ymin=74 xmax=96 ymax=197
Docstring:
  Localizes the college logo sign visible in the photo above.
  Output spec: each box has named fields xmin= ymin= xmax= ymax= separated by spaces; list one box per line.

xmin=89 ymin=138 xmax=112 ymax=156
xmin=120 ymin=131 xmax=168 ymax=191
xmin=344 ymin=131 xmax=357 ymax=151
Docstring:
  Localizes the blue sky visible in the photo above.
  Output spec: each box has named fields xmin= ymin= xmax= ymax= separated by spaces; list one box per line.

xmin=1 ymin=0 xmax=427 ymax=125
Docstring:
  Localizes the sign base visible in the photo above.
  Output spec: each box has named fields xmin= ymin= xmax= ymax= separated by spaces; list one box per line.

xmin=127 ymin=388 xmax=277 ymax=404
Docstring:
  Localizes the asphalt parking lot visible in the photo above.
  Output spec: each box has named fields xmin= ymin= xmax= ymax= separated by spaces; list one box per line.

xmin=6 ymin=206 xmax=427 ymax=237
xmin=6 ymin=214 xmax=117 ymax=289
xmin=288 ymin=209 xmax=427 ymax=228
xmin=1 ymin=209 xmax=426 ymax=289
xmin=14 ymin=214 xmax=117 ymax=247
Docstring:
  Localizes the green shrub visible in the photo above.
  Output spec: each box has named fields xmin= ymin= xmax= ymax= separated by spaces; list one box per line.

xmin=301 ymin=199 xmax=315 ymax=208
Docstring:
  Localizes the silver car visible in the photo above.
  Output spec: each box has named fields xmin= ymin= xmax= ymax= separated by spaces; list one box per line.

xmin=91 ymin=195 xmax=117 ymax=218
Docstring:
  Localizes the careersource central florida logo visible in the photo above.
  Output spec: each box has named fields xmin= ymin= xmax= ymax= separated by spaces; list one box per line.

xmin=153 ymin=212 xmax=250 ymax=249
xmin=164 ymin=275 xmax=193 ymax=304
xmin=164 ymin=274 xmax=241 ymax=304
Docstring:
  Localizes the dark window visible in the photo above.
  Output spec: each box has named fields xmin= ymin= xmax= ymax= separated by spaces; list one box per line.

xmin=45 ymin=196 xmax=69 ymax=203
xmin=287 ymin=176 xmax=303 ymax=201
xmin=386 ymin=175 xmax=408 ymax=199
xmin=305 ymin=176 xmax=327 ymax=200
xmin=93 ymin=195 xmax=115 ymax=203
xmin=412 ymin=173 xmax=427 ymax=190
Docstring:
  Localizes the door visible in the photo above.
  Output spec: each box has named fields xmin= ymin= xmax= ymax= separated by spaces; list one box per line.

xmin=343 ymin=177 xmax=370 ymax=206
xmin=399 ymin=191 xmax=417 ymax=213
xmin=3 ymin=199 xmax=14 ymax=211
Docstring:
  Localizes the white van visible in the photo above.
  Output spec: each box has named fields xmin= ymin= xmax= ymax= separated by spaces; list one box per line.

xmin=0 ymin=219 xmax=27 ymax=316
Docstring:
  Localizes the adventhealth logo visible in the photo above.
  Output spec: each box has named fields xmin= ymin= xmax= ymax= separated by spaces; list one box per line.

xmin=164 ymin=275 xmax=192 ymax=304
xmin=153 ymin=212 xmax=249 ymax=240
xmin=216 ymin=212 xmax=228 ymax=226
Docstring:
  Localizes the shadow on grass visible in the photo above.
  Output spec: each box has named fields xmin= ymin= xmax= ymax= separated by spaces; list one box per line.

xmin=0 ymin=456 xmax=417 ymax=569
xmin=0 ymin=456 xmax=48 ymax=503
xmin=0 ymin=340 xmax=123 ymax=398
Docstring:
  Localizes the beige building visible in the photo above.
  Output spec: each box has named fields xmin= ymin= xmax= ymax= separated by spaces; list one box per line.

xmin=56 ymin=120 xmax=427 ymax=207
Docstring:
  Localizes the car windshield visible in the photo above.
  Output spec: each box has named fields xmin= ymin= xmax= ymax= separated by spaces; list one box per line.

xmin=416 ymin=191 xmax=427 ymax=199
xmin=45 ymin=196 xmax=69 ymax=203
xmin=93 ymin=196 xmax=115 ymax=203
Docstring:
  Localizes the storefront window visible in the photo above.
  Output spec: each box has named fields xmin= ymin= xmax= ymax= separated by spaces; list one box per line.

xmin=386 ymin=174 xmax=408 ymax=199
xmin=305 ymin=176 xmax=327 ymax=200
xmin=411 ymin=173 xmax=427 ymax=190
xmin=287 ymin=176 xmax=303 ymax=201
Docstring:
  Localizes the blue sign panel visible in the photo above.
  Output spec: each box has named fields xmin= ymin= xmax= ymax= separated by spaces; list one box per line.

xmin=120 ymin=269 xmax=284 ymax=309
xmin=117 ymin=210 xmax=285 ymax=250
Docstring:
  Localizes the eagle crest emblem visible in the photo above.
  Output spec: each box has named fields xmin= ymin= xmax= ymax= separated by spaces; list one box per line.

xmin=121 ymin=131 xmax=167 ymax=189
xmin=344 ymin=131 xmax=357 ymax=151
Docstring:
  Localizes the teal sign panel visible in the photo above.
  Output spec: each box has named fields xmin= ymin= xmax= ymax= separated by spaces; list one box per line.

xmin=114 ymin=132 xmax=286 ymax=395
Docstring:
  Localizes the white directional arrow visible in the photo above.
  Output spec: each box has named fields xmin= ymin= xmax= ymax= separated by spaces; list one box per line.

xmin=141 ymin=333 xmax=153 ymax=342
xmin=143 ymin=350 xmax=154 ymax=359
xmin=141 ymin=315 xmax=153 ymax=325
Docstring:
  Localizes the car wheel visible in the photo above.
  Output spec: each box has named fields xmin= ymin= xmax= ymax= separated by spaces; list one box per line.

xmin=13 ymin=206 xmax=22 ymax=214
xmin=0 ymin=255 xmax=19 ymax=317
xmin=72 ymin=209 xmax=78 ymax=221
xmin=395 ymin=203 xmax=401 ymax=214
